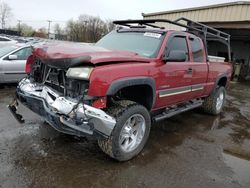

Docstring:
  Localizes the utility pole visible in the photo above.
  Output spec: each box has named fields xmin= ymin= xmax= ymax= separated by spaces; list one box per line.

xmin=17 ymin=20 xmax=21 ymax=35
xmin=47 ymin=20 xmax=52 ymax=39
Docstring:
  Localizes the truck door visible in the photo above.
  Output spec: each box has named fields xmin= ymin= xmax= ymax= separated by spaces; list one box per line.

xmin=2 ymin=47 xmax=31 ymax=83
xmin=156 ymin=33 xmax=193 ymax=108
xmin=187 ymin=35 xmax=208 ymax=99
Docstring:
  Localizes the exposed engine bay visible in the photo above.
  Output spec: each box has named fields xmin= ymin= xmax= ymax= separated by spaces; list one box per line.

xmin=30 ymin=58 xmax=90 ymax=100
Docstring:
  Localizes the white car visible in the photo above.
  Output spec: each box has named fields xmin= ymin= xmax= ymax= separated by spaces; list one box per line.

xmin=0 ymin=36 xmax=18 ymax=48
xmin=0 ymin=45 xmax=32 ymax=83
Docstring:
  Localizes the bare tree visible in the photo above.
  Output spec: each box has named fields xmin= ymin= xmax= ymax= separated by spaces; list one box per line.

xmin=33 ymin=27 xmax=47 ymax=38
xmin=65 ymin=15 xmax=114 ymax=42
xmin=66 ymin=19 xmax=81 ymax=41
xmin=86 ymin=16 xmax=106 ymax=42
xmin=19 ymin=23 xmax=35 ymax=37
xmin=0 ymin=1 xmax=12 ymax=29
xmin=38 ymin=27 xmax=47 ymax=33
xmin=54 ymin=23 xmax=62 ymax=35
xmin=105 ymin=19 xmax=115 ymax=32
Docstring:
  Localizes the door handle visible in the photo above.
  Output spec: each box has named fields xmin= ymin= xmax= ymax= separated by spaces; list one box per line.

xmin=187 ymin=68 xmax=193 ymax=74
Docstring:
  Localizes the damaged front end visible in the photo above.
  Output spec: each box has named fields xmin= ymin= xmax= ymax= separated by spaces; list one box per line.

xmin=9 ymin=77 xmax=116 ymax=138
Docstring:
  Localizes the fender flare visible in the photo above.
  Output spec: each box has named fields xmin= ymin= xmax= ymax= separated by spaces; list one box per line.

xmin=106 ymin=77 xmax=156 ymax=109
xmin=213 ymin=73 xmax=228 ymax=91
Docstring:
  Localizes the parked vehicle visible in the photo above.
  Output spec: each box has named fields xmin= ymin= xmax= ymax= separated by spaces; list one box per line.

xmin=9 ymin=18 xmax=232 ymax=161
xmin=0 ymin=45 xmax=32 ymax=83
xmin=0 ymin=36 xmax=18 ymax=47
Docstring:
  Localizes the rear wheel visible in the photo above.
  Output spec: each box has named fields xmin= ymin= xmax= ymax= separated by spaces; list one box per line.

xmin=202 ymin=86 xmax=226 ymax=115
xmin=98 ymin=100 xmax=151 ymax=161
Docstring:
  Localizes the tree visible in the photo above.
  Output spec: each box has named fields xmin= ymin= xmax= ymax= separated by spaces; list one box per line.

xmin=65 ymin=15 xmax=114 ymax=42
xmin=38 ymin=27 xmax=47 ymax=33
xmin=65 ymin=19 xmax=80 ymax=41
xmin=86 ymin=15 xmax=106 ymax=42
xmin=19 ymin=23 xmax=35 ymax=37
xmin=105 ymin=19 xmax=115 ymax=33
xmin=33 ymin=27 xmax=47 ymax=38
xmin=54 ymin=23 xmax=63 ymax=35
xmin=0 ymin=1 xmax=12 ymax=29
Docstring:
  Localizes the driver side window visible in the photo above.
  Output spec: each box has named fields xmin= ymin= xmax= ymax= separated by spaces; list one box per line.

xmin=166 ymin=36 xmax=189 ymax=61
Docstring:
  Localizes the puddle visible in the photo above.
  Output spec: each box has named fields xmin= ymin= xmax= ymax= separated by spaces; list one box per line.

xmin=223 ymin=152 xmax=250 ymax=185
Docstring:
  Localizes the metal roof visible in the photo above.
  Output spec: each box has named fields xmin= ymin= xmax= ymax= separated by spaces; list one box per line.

xmin=142 ymin=1 xmax=250 ymax=23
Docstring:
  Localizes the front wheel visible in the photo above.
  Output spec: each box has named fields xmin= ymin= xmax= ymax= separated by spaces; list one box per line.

xmin=202 ymin=86 xmax=226 ymax=115
xmin=98 ymin=100 xmax=151 ymax=161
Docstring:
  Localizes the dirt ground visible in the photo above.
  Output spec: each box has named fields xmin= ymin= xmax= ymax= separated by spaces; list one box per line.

xmin=0 ymin=82 xmax=250 ymax=188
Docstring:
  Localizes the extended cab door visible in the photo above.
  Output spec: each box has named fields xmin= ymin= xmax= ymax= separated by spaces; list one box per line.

xmin=2 ymin=47 xmax=32 ymax=83
xmin=156 ymin=32 xmax=193 ymax=108
xmin=187 ymin=35 xmax=208 ymax=99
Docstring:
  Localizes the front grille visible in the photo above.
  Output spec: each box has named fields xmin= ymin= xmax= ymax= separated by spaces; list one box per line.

xmin=31 ymin=58 xmax=89 ymax=98
xmin=45 ymin=69 xmax=66 ymax=93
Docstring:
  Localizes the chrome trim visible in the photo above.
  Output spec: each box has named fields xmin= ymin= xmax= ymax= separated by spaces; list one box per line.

xmin=18 ymin=78 xmax=116 ymax=137
xmin=159 ymin=86 xmax=191 ymax=98
xmin=191 ymin=87 xmax=204 ymax=91
xmin=159 ymin=84 xmax=204 ymax=98
xmin=191 ymin=84 xmax=204 ymax=92
xmin=159 ymin=89 xmax=191 ymax=97
xmin=60 ymin=116 xmax=93 ymax=135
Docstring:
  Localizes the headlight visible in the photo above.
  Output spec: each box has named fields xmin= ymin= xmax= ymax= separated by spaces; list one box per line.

xmin=66 ymin=67 xmax=93 ymax=80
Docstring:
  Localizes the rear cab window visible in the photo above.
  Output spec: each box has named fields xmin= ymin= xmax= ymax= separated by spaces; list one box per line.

xmin=189 ymin=36 xmax=204 ymax=62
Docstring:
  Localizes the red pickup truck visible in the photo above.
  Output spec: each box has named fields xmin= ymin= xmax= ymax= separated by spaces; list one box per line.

xmin=9 ymin=18 xmax=232 ymax=161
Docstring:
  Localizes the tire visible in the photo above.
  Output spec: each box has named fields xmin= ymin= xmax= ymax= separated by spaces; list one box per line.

xmin=98 ymin=100 xmax=151 ymax=161
xmin=202 ymin=86 xmax=226 ymax=115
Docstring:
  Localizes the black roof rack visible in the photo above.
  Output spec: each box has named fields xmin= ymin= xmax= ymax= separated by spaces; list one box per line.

xmin=113 ymin=18 xmax=231 ymax=61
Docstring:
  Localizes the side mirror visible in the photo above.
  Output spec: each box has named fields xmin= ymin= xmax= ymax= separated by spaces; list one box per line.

xmin=163 ymin=50 xmax=186 ymax=62
xmin=8 ymin=55 xmax=18 ymax=60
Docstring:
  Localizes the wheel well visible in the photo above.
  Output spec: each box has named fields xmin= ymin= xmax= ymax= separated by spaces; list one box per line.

xmin=217 ymin=77 xmax=227 ymax=87
xmin=112 ymin=85 xmax=154 ymax=110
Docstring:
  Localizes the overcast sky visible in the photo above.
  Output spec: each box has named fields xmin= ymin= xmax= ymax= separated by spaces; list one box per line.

xmin=6 ymin=0 xmax=249 ymax=31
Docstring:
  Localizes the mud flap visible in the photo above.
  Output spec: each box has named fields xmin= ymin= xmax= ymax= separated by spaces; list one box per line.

xmin=8 ymin=99 xmax=25 ymax=123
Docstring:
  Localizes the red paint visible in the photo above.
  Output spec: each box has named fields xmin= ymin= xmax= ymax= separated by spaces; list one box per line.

xmin=32 ymin=42 xmax=151 ymax=65
xmin=92 ymin=97 xmax=107 ymax=109
xmin=25 ymin=55 xmax=35 ymax=73
xmin=30 ymin=31 xmax=232 ymax=111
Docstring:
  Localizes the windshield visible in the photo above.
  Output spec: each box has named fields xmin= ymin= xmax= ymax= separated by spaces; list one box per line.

xmin=95 ymin=31 xmax=165 ymax=58
xmin=0 ymin=46 xmax=18 ymax=58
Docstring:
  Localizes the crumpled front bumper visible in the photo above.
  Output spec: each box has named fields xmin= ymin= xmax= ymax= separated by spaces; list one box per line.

xmin=9 ymin=78 xmax=116 ymax=138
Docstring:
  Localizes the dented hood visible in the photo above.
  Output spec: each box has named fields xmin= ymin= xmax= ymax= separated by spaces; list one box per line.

xmin=33 ymin=42 xmax=151 ymax=69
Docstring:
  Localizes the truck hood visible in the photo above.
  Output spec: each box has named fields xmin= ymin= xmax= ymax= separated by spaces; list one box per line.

xmin=33 ymin=42 xmax=151 ymax=69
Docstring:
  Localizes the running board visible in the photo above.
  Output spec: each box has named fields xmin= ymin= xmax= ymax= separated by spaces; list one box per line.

xmin=153 ymin=100 xmax=203 ymax=122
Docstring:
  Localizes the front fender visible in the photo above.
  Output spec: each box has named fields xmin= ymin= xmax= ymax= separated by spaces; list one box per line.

xmin=106 ymin=77 xmax=156 ymax=96
xmin=87 ymin=62 xmax=158 ymax=97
